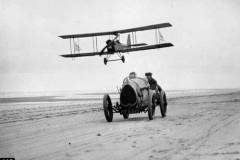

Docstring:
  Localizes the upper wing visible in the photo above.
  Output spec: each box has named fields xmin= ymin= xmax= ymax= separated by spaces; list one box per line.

xmin=59 ymin=23 xmax=172 ymax=39
xmin=115 ymin=23 xmax=172 ymax=34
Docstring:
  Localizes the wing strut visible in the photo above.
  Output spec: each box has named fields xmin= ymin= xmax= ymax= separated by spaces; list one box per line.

xmin=95 ymin=36 xmax=98 ymax=52
xmin=69 ymin=38 xmax=75 ymax=60
xmin=69 ymin=38 xmax=82 ymax=60
xmin=92 ymin=36 xmax=99 ymax=53
xmin=92 ymin=37 xmax=95 ymax=52
xmin=155 ymin=28 xmax=166 ymax=50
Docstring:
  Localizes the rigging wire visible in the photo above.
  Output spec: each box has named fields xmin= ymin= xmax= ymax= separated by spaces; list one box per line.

xmin=107 ymin=54 xmax=111 ymax=60
xmin=117 ymin=52 xmax=122 ymax=58
xmin=158 ymin=28 xmax=164 ymax=44
xmin=77 ymin=38 xmax=80 ymax=53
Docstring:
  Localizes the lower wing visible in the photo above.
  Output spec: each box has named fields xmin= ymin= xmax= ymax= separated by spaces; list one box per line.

xmin=60 ymin=43 xmax=173 ymax=58
xmin=61 ymin=52 xmax=100 ymax=58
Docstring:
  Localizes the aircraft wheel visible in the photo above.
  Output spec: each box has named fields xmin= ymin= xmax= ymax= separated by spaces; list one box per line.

xmin=104 ymin=58 xmax=107 ymax=65
xmin=103 ymin=94 xmax=113 ymax=122
xmin=121 ymin=56 xmax=125 ymax=63
xmin=123 ymin=110 xmax=129 ymax=119
xmin=148 ymin=91 xmax=156 ymax=120
xmin=159 ymin=91 xmax=166 ymax=117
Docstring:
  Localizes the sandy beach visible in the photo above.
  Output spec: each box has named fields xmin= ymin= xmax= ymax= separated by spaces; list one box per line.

xmin=0 ymin=89 xmax=240 ymax=160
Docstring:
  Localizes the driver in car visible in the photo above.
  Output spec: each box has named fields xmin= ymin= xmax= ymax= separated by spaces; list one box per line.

xmin=129 ymin=72 xmax=137 ymax=79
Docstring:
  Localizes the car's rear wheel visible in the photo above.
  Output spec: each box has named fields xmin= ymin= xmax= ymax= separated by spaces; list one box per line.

xmin=159 ymin=91 xmax=166 ymax=117
xmin=163 ymin=92 xmax=167 ymax=116
xmin=103 ymin=94 xmax=113 ymax=122
xmin=148 ymin=91 xmax=156 ymax=120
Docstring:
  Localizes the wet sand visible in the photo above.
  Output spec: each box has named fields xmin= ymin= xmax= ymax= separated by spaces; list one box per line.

xmin=0 ymin=90 xmax=240 ymax=160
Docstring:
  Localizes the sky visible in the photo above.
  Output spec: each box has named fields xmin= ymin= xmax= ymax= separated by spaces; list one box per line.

xmin=0 ymin=0 xmax=240 ymax=92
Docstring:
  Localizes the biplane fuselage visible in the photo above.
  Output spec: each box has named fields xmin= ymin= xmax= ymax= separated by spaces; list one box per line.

xmin=106 ymin=34 xmax=146 ymax=54
xmin=112 ymin=42 xmax=130 ymax=52
xmin=59 ymin=23 xmax=174 ymax=65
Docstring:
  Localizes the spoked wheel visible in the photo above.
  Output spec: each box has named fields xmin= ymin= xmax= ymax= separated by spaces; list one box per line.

xmin=148 ymin=91 xmax=156 ymax=120
xmin=122 ymin=110 xmax=129 ymax=119
xmin=103 ymin=94 xmax=113 ymax=122
xmin=159 ymin=91 xmax=166 ymax=117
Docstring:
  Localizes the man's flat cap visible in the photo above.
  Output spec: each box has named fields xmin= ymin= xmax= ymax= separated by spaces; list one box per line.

xmin=145 ymin=72 xmax=152 ymax=76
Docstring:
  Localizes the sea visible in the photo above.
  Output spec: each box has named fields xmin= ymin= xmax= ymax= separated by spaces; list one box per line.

xmin=0 ymin=89 xmax=237 ymax=105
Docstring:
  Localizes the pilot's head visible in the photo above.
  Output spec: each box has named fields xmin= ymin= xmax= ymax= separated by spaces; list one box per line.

xmin=106 ymin=40 xmax=112 ymax=44
xmin=129 ymin=72 xmax=136 ymax=79
xmin=145 ymin=72 xmax=152 ymax=81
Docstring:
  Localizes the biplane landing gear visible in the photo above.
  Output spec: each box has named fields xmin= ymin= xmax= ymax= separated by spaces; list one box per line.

xmin=121 ymin=55 xmax=125 ymax=63
xmin=103 ymin=53 xmax=125 ymax=65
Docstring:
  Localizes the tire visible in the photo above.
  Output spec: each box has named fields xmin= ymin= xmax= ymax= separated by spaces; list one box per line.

xmin=159 ymin=91 xmax=166 ymax=117
xmin=123 ymin=110 xmax=129 ymax=119
xmin=148 ymin=91 xmax=156 ymax=120
xmin=163 ymin=91 xmax=167 ymax=116
xmin=104 ymin=58 xmax=107 ymax=65
xmin=103 ymin=94 xmax=113 ymax=122
xmin=121 ymin=56 xmax=125 ymax=63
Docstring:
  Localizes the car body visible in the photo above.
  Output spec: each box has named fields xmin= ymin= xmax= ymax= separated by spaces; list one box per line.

xmin=103 ymin=77 xmax=167 ymax=122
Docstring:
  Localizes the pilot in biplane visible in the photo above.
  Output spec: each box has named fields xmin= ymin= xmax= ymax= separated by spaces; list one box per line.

xmin=106 ymin=40 xmax=116 ymax=52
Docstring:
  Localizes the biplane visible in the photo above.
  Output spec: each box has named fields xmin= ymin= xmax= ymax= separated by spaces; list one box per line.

xmin=59 ymin=23 xmax=174 ymax=65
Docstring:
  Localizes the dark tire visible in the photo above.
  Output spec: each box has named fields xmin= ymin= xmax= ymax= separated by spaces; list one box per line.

xmin=163 ymin=92 xmax=167 ymax=116
xmin=103 ymin=94 xmax=113 ymax=122
xmin=123 ymin=110 xmax=129 ymax=119
xmin=148 ymin=91 xmax=156 ymax=120
xmin=104 ymin=58 xmax=107 ymax=65
xmin=159 ymin=91 xmax=166 ymax=117
xmin=121 ymin=56 xmax=125 ymax=63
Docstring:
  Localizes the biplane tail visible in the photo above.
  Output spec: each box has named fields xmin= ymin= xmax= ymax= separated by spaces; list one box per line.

xmin=127 ymin=34 xmax=147 ymax=47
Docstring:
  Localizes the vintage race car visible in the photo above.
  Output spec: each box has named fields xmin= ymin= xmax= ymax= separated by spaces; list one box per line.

xmin=103 ymin=76 xmax=167 ymax=122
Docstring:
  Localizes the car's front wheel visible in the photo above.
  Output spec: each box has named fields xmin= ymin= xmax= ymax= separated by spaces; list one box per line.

xmin=148 ymin=91 xmax=156 ymax=120
xmin=103 ymin=94 xmax=113 ymax=122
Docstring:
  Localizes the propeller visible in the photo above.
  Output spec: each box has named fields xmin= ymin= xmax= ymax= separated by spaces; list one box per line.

xmin=99 ymin=40 xmax=114 ymax=56
xmin=99 ymin=33 xmax=120 ymax=56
